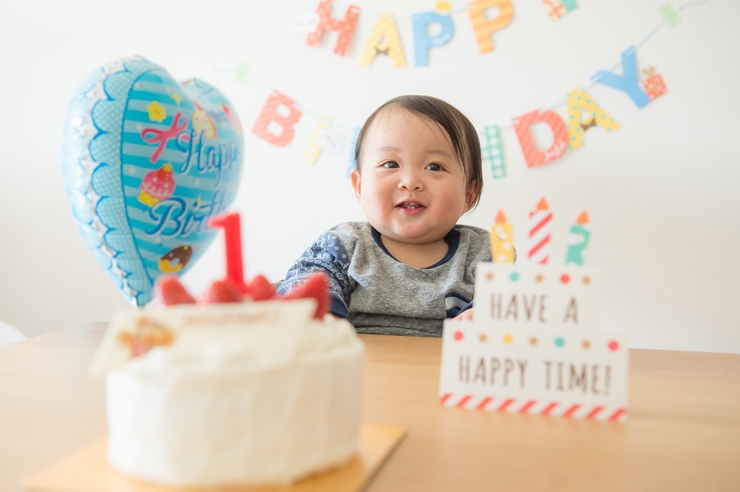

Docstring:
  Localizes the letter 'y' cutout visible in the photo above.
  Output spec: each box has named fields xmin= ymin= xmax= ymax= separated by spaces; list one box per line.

xmin=591 ymin=46 xmax=650 ymax=108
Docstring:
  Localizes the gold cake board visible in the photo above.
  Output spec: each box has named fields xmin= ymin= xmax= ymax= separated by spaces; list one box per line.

xmin=23 ymin=423 xmax=406 ymax=492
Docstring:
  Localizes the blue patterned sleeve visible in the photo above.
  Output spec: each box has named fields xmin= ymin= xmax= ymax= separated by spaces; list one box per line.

xmin=276 ymin=232 xmax=352 ymax=318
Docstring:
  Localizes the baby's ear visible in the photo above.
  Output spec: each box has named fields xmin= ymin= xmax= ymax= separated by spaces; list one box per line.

xmin=464 ymin=180 xmax=480 ymax=212
xmin=350 ymin=169 xmax=362 ymax=199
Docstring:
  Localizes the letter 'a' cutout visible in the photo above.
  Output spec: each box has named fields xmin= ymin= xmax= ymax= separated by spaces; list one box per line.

xmin=358 ymin=14 xmax=406 ymax=67
xmin=412 ymin=12 xmax=455 ymax=67
xmin=306 ymin=0 xmax=360 ymax=56
xmin=467 ymin=0 xmax=514 ymax=54
xmin=512 ymin=109 xmax=568 ymax=168
xmin=566 ymin=89 xmax=620 ymax=150
xmin=251 ymin=91 xmax=303 ymax=147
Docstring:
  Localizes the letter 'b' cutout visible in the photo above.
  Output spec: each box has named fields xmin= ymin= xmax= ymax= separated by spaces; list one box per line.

xmin=251 ymin=91 xmax=303 ymax=147
xmin=513 ymin=109 xmax=568 ymax=168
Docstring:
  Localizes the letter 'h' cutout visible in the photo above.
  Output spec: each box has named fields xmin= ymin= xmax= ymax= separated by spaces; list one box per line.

xmin=306 ymin=0 xmax=360 ymax=56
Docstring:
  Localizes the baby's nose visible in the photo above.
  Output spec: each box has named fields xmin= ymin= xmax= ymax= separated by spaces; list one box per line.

xmin=398 ymin=170 xmax=423 ymax=190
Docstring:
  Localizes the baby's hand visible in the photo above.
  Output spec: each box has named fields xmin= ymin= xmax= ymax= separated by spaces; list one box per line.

xmin=454 ymin=308 xmax=474 ymax=322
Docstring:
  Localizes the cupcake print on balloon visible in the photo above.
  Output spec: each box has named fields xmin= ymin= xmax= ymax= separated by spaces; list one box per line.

xmin=139 ymin=163 xmax=176 ymax=206
xmin=62 ymin=57 xmax=244 ymax=306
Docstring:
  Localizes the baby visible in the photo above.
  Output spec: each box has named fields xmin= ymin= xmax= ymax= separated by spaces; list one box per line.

xmin=277 ymin=95 xmax=491 ymax=337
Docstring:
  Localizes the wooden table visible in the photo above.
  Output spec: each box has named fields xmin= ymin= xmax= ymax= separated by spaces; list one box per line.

xmin=1 ymin=324 xmax=739 ymax=492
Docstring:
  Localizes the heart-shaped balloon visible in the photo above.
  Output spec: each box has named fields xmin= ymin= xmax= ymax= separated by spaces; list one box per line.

xmin=62 ymin=57 xmax=243 ymax=306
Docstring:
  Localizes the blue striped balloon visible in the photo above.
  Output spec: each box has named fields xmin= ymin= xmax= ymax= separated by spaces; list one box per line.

xmin=62 ymin=57 xmax=243 ymax=306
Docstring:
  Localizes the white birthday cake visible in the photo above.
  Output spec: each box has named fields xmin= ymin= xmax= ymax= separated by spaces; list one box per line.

xmin=91 ymin=275 xmax=365 ymax=488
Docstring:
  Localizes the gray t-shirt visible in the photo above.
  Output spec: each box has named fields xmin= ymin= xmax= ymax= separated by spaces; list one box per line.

xmin=277 ymin=222 xmax=492 ymax=337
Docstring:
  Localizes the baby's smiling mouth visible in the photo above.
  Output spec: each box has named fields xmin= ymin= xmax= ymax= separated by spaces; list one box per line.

xmin=396 ymin=201 xmax=424 ymax=210
xmin=396 ymin=200 xmax=426 ymax=211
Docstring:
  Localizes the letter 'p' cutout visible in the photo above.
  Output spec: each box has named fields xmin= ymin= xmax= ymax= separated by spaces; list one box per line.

xmin=251 ymin=91 xmax=303 ymax=147
xmin=306 ymin=0 xmax=360 ymax=56
xmin=467 ymin=0 xmax=514 ymax=54
xmin=411 ymin=12 xmax=455 ymax=67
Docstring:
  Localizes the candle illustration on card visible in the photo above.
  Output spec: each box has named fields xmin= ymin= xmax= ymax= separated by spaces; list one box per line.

xmin=565 ymin=211 xmax=591 ymax=265
xmin=490 ymin=210 xmax=515 ymax=263
xmin=527 ymin=198 xmax=553 ymax=264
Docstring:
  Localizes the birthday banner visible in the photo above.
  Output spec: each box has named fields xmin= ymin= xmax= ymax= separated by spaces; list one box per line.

xmin=292 ymin=0 xmax=573 ymax=69
xmin=222 ymin=2 xmax=695 ymax=178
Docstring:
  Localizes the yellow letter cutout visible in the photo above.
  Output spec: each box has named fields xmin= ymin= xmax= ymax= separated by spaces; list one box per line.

xmin=358 ymin=14 xmax=406 ymax=67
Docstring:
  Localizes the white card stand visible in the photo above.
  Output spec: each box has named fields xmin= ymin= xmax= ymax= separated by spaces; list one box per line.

xmin=439 ymin=264 xmax=629 ymax=422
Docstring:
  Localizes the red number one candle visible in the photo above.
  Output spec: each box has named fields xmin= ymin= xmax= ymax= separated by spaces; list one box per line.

xmin=208 ymin=212 xmax=250 ymax=293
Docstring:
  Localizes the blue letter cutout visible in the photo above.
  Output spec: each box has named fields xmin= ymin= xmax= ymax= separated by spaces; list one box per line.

xmin=591 ymin=46 xmax=650 ymax=108
xmin=412 ymin=12 xmax=455 ymax=67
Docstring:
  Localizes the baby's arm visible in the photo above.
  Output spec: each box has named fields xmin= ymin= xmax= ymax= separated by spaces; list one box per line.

xmin=276 ymin=232 xmax=352 ymax=319
xmin=454 ymin=308 xmax=474 ymax=321
xmin=455 ymin=299 xmax=474 ymax=321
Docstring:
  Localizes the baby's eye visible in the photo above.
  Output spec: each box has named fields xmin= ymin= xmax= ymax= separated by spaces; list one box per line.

xmin=426 ymin=163 xmax=444 ymax=171
xmin=382 ymin=161 xmax=399 ymax=169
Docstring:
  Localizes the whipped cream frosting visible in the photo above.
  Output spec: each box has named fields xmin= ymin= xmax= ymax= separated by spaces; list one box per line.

xmin=105 ymin=310 xmax=365 ymax=488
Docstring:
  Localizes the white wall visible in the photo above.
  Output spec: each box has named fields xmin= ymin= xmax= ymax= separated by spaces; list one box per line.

xmin=0 ymin=0 xmax=738 ymax=352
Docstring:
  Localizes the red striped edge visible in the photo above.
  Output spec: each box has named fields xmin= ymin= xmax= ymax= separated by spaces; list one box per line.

xmin=563 ymin=404 xmax=581 ymax=417
xmin=518 ymin=400 xmax=537 ymax=413
xmin=608 ymin=408 xmax=626 ymax=421
xmin=528 ymin=212 xmax=553 ymax=237
xmin=439 ymin=393 xmax=452 ymax=406
xmin=585 ymin=406 xmax=603 ymax=419
xmin=497 ymin=398 xmax=515 ymax=411
xmin=476 ymin=397 xmax=493 ymax=410
xmin=456 ymin=395 xmax=473 ymax=408
xmin=540 ymin=402 xmax=558 ymax=415
xmin=528 ymin=234 xmax=551 ymax=258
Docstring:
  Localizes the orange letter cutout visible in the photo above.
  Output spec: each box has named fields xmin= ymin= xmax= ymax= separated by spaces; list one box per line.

xmin=306 ymin=0 xmax=360 ymax=56
xmin=251 ymin=91 xmax=303 ymax=147
xmin=467 ymin=0 xmax=514 ymax=54
xmin=513 ymin=109 xmax=568 ymax=168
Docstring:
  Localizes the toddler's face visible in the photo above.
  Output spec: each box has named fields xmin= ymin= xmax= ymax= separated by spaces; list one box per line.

xmin=351 ymin=107 xmax=473 ymax=245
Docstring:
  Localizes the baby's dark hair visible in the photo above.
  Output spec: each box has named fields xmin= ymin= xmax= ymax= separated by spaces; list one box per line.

xmin=353 ymin=95 xmax=483 ymax=209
